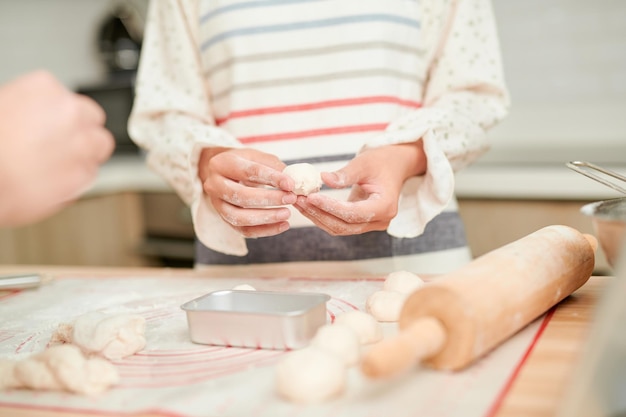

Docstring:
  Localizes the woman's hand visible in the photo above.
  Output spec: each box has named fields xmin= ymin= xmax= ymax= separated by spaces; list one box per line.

xmin=198 ymin=147 xmax=297 ymax=238
xmin=293 ymin=141 xmax=426 ymax=236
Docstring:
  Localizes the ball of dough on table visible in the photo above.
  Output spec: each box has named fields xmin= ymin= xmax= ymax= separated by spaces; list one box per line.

xmin=366 ymin=290 xmax=407 ymax=322
xmin=0 ymin=360 xmax=18 ymax=390
xmin=4 ymin=344 xmax=118 ymax=395
xmin=310 ymin=323 xmax=361 ymax=366
xmin=275 ymin=346 xmax=346 ymax=403
xmin=383 ymin=270 xmax=425 ymax=294
xmin=282 ymin=163 xmax=322 ymax=196
xmin=334 ymin=310 xmax=383 ymax=345
xmin=232 ymin=284 xmax=256 ymax=291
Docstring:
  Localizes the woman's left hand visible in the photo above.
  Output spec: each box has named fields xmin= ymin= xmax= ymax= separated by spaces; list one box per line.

xmin=293 ymin=141 xmax=426 ymax=236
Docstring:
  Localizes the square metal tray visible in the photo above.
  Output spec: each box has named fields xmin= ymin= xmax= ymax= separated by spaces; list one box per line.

xmin=181 ymin=290 xmax=330 ymax=350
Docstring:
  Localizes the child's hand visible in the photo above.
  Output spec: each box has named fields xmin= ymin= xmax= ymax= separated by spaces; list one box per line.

xmin=198 ymin=147 xmax=297 ymax=238
xmin=293 ymin=142 xmax=425 ymax=236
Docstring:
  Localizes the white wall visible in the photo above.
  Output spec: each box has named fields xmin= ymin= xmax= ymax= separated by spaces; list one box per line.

xmin=0 ymin=0 xmax=147 ymax=89
xmin=486 ymin=0 xmax=626 ymax=165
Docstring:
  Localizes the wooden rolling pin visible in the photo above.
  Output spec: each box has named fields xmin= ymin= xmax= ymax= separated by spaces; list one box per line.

xmin=361 ymin=225 xmax=597 ymax=378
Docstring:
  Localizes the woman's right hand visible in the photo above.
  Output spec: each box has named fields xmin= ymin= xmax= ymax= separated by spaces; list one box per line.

xmin=198 ymin=147 xmax=297 ymax=238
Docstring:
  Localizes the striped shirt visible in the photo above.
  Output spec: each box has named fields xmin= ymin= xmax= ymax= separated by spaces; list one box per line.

xmin=129 ymin=0 xmax=509 ymax=274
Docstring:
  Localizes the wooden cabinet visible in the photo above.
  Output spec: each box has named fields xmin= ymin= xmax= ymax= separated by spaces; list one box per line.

xmin=0 ymin=192 xmax=155 ymax=267
xmin=458 ymin=198 xmax=611 ymax=274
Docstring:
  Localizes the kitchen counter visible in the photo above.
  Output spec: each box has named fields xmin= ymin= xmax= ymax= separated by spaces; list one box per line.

xmin=4 ymin=154 xmax=621 ymax=270
xmin=455 ymin=163 xmax=626 ymax=200
xmin=85 ymin=154 xmax=170 ymax=196
xmin=91 ymin=155 xmax=626 ymax=201
xmin=0 ymin=264 xmax=612 ymax=417
xmin=64 ymin=155 xmax=622 ymax=272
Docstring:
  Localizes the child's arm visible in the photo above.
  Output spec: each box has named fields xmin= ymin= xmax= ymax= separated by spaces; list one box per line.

xmin=361 ymin=0 xmax=510 ymax=239
xmin=128 ymin=0 xmax=254 ymax=256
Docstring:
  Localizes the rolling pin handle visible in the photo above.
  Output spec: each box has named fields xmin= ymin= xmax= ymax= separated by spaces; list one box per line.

xmin=360 ymin=317 xmax=447 ymax=379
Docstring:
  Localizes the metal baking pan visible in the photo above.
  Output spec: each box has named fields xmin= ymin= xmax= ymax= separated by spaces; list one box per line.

xmin=181 ymin=290 xmax=330 ymax=350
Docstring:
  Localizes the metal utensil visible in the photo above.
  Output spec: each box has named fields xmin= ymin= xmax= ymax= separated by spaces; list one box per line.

xmin=566 ymin=161 xmax=626 ymax=194
xmin=581 ymin=198 xmax=626 ymax=269
xmin=567 ymin=161 xmax=626 ymax=269
xmin=0 ymin=273 xmax=48 ymax=290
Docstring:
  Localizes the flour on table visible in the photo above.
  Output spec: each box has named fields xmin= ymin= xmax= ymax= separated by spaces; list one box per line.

xmin=0 ymin=345 xmax=118 ymax=395
xmin=50 ymin=312 xmax=146 ymax=360
xmin=275 ymin=346 xmax=346 ymax=403
xmin=282 ymin=163 xmax=322 ymax=196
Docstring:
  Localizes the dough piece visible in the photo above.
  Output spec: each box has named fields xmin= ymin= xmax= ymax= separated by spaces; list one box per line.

xmin=366 ymin=290 xmax=407 ymax=322
xmin=310 ymin=323 xmax=361 ymax=366
xmin=0 ymin=360 xmax=18 ymax=390
xmin=334 ymin=310 xmax=383 ymax=345
xmin=282 ymin=163 xmax=322 ymax=196
xmin=232 ymin=284 xmax=256 ymax=291
xmin=1 ymin=345 xmax=118 ymax=395
xmin=383 ymin=270 xmax=425 ymax=294
xmin=50 ymin=312 xmax=146 ymax=360
xmin=275 ymin=346 xmax=346 ymax=403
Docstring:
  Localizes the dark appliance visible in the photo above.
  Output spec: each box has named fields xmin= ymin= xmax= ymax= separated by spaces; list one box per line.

xmin=76 ymin=3 xmax=143 ymax=155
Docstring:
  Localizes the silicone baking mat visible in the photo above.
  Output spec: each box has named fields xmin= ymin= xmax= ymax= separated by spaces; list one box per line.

xmin=0 ymin=275 xmax=545 ymax=417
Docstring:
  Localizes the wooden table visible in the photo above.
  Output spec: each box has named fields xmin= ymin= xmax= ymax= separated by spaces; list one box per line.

xmin=0 ymin=264 xmax=610 ymax=417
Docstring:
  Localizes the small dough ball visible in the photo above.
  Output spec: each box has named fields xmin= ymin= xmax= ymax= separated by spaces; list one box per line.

xmin=0 ymin=360 xmax=19 ymax=390
xmin=38 ymin=345 xmax=119 ymax=395
xmin=232 ymin=284 xmax=256 ymax=291
xmin=366 ymin=290 xmax=407 ymax=322
xmin=11 ymin=345 xmax=118 ymax=395
xmin=275 ymin=347 xmax=346 ymax=403
xmin=334 ymin=310 xmax=383 ymax=345
xmin=13 ymin=359 xmax=58 ymax=391
xmin=283 ymin=163 xmax=322 ymax=196
xmin=384 ymin=270 xmax=425 ymax=294
xmin=310 ymin=323 xmax=361 ymax=366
